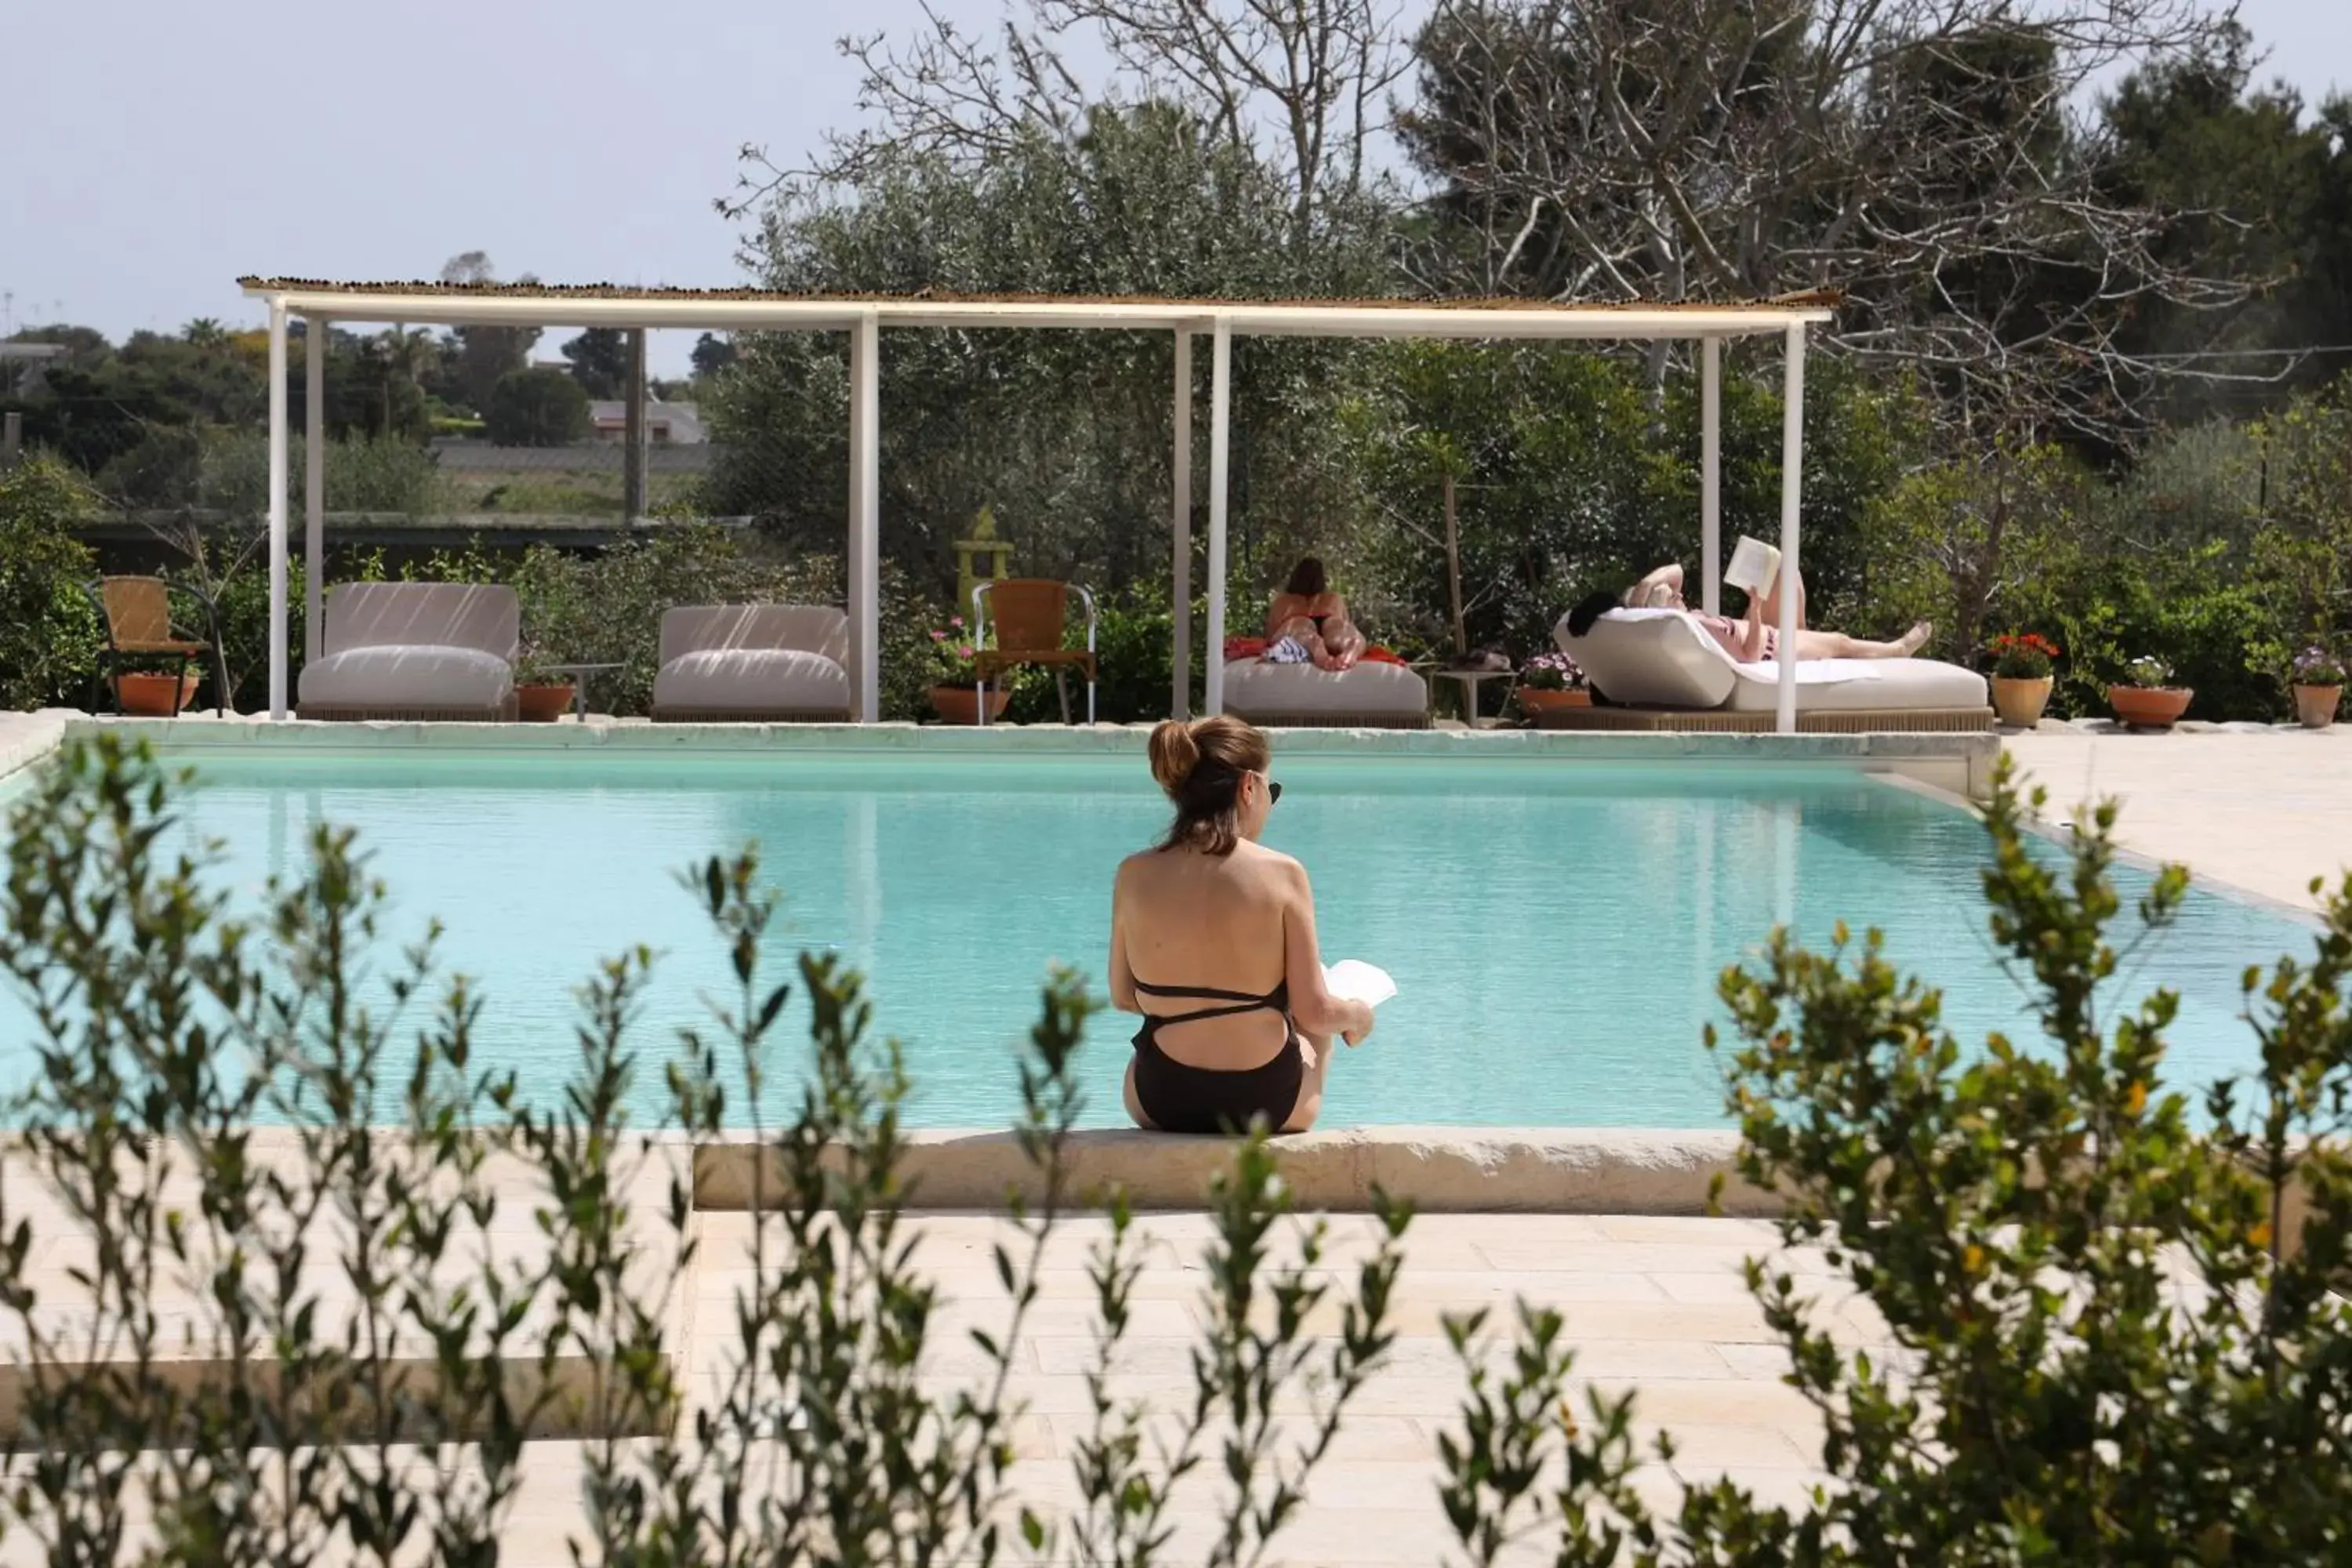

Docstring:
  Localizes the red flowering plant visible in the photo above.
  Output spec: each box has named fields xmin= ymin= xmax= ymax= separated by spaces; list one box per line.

xmin=1987 ymin=632 xmax=2060 ymax=680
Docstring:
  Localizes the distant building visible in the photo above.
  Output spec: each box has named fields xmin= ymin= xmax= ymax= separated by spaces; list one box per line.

xmin=0 ymin=341 xmax=67 ymax=397
xmin=588 ymin=399 xmax=706 ymax=445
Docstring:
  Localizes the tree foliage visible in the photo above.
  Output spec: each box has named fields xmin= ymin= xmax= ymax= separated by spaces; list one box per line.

xmin=483 ymin=367 xmax=590 ymax=448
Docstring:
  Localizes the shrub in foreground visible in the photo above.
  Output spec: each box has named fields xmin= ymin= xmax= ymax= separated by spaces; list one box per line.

xmin=0 ymin=742 xmax=2346 ymax=1566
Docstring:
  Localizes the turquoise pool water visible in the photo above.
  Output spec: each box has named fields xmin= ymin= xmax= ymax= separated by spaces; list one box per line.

xmin=0 ymin=751 xmax=2318 ymax=1130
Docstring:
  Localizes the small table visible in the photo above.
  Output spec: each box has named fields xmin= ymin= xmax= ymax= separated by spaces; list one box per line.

xmin=1427 ymin=667 xmax=1517 ymax=729
xmin=543 ymin=662 xmax=622 ymax=720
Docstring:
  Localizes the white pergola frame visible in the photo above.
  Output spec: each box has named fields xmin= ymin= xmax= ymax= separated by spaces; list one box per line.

xmin=241 ymin=282 xmax=1833 ymax=731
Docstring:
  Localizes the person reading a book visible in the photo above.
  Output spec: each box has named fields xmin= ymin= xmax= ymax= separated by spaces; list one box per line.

xmin=1110 ymin=716 xmax=1374 ymax=1134
xmin=1577 ymin=558 xmax=1931 ymax=663
xmin=1266 ymin=557 xmax=1367 ymax=671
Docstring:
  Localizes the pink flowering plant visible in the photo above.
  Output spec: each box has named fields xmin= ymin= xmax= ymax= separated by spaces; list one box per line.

xmin=2292 ymin=644 xmax=2346 ymax=688
xmin=924 ymin=616 xmax=984 ymax=688
xmin=1518 ymin=649 xmax=1586 ymax=691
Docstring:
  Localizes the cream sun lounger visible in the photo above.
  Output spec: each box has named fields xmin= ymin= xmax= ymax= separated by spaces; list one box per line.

xmin=298 ymin=583 xmax=520 ymax=721
xmin=1552 ymin=607 xmax=1991 ymax=732
xmin=1221 ymin=657 xmax=1431 ymax=729
xmin=650 ymin=605 xmax=852 ymax=723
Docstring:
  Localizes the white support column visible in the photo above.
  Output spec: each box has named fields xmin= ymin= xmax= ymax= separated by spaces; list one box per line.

xmin=1203 ymin=318 xmax=1233 ymax=717
xmin=848 ymin=310 xmax=881 ymax=722
xmin=267 ymin=297 xmax=290 ymax=720
xmin=303 ymin=317 xmax=325 ymax=666
xmin=1776 ymin=321 xmax=1807 ymax=735
xmin=1700 ymin=336 xmax=1722 ymax=617
xmin=1171 ymin=329 xmax=1192 ymax=720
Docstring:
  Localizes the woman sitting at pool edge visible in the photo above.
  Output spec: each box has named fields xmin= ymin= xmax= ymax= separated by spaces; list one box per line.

xmin=1266 ymin=557 xmax=1366 ymax=671
xmin=1110 ymin=716 xmax=1374 ymax=1135
xmin=1572 ymin=561 xmax=1932 ymax=664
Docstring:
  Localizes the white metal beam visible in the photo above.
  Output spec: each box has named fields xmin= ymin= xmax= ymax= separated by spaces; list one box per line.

xmin=1203 ymin=319 xmax=1232 ymax=717
xmin=304 ymin=316 xmax=325 ymax=666
xmin=1776 ymin=322 xmax=1807 ymax=735
xmin=267 ymin=297 xmax=289 ymax=720
xmin=234 ymin=284 xmax=1831 ymax=343
xmin=1700 ymin=336 xmax=1722 ymax=618
xmin=1171 ymin=329 xmax=1192 ymax=720
xmin=849 ymin=311 xmax=881 ymax=723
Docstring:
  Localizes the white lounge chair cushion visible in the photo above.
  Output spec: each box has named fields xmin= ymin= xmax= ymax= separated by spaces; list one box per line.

xmin=1222 ymin=658 xmax=1428 ymax=716
xmin=655 ymin=648 xmax=851 ymax=713
xmin=1723 ymin=657 xmax=1986 ymax=712
xmin=1555 ymin=608 xmax=1741 ymax=708
xmin=299 ymin=646 xmax=515 ymax=710
xmin=659 ymin=605 xmax=850 ymax=666
xmin=1559 ymin=607 xmax=1987 ymax=712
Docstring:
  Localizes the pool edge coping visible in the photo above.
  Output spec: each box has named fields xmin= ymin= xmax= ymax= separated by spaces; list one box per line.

xmin=691 ymin=1126 xmax=1776 ymax=1215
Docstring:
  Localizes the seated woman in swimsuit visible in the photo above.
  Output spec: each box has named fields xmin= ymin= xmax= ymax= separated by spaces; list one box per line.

xmin=1570 ymin=562 xmax=1932 ymax=664
xmin=1265 ymin=557 xmax=1367 ymax=672
xmin=1110 ymin=716 xmax=1374 ymax=1135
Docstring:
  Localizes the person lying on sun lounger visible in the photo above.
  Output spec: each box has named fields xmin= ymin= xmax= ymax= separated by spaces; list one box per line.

xmin=1570 ymin=563 xmax=1931 ymax=664
xmin=1265 ymin=557 xmax=1367 ymax=672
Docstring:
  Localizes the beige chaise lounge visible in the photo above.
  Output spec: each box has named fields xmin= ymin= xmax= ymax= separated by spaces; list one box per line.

xmin=1221 ymin=657 xmax=1431 ymax=729
xmin=1549 ymin=607 xmax=1992 ymax=732
xmin=297 ymin=583 xmax=519 ymax=721
xmin=651 ymin=605 xmax=852 ymax=723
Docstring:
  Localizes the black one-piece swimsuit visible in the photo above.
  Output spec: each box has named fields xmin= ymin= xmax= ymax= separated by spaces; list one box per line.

xmin=1129 ymin=977 xmax=1305 ymax=1135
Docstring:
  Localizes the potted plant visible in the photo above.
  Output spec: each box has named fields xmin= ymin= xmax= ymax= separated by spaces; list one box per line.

xmin=1513 ymin=650 xmax=1592 ymax=722
xmin=2107 ymin=654 xmax=2193 ymax=731
xmin=1985 ymin=632 xmax=2060 ymax=728
xmin=112 ymin=661 xmax=202 ymax=717
xmin=2291 ymin=644 xmax=2344 ymax=730
xmin=513 ymin=644 xmax=576 ymax=723
xmin=924 ymin=616 xmax=1008 ymax=724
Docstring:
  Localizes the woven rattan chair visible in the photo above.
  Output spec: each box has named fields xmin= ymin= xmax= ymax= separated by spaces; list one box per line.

xmin=85 ymin=575 xmax=230 ymax=718
xmin=973 ymin=579 xmax=1098 ymax=726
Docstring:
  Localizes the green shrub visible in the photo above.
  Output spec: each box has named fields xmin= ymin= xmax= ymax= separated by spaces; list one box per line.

xmin=0 ymin=735 xmax=1407 ymax=1565
xmin=1437 ymin=756 xmax=2352 ymax=1561
xmin=0 ymin=456 xmax=103 ymax=710
xmin=4 ymin=739 xmax=2351 ymax=1564
xmin=483 ymin=367 xmax=591 ymax=448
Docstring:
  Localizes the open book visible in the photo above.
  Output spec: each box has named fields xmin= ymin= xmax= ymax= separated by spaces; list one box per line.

xmin=1725 ymin=535 xmax=1782 ymax=597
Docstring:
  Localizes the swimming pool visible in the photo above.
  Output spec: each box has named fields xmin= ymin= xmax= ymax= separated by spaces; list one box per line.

xmin=0 ymin=748 xmax=2314 ymax=1130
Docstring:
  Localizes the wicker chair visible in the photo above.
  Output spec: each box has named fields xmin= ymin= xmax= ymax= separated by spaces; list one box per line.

xmin=85 ymin=575 xmax=230 ymax=717
xmin=973 ymin=579 xmax=1098 ymax=725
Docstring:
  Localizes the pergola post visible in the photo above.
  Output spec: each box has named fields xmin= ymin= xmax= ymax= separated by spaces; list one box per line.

xmin=1776 ymin=321 xmax=1807 ymax=735
xmin=849 ymin=310 xmax=881 ymax=722
xmin=267 ymin=296 xmax=289 ymax=720
xmin=304 ymin=317 xmax=325 ymax=666
xmin=1700 ymin=336 xmax=1722 ymax=617
xmin=1171 ymin=329 xmax=1192 ymax=720
xmin=1203 ymin=318 xmax=1232 ymax=717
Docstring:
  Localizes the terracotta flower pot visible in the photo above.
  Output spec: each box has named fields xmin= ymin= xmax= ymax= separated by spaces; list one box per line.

xmin=1991 ymin=674 xmax=2053 ymax=728
xmin=2108 ymin=684 xmax=2193 ymax=731
xmin=2293 ymin=683 xmax=2341 ymax=730
xmin=930 ymin=684 xmax=1012 ymax=725
xmin=113 ymin=670 xmax=202 ymax=717
xmin=514 ymin=682 xmax=576 ymax=722
xmin=1516 ymin=687 xmax=1594 ymax=722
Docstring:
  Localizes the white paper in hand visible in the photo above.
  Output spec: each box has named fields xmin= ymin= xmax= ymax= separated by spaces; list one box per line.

xmin=1323 ymin=960 xmax=1397 ymax=1008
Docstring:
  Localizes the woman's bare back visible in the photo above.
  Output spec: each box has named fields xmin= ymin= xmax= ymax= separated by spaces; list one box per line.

xmin=1114 ymin=843 xmax=1297 ymax=1070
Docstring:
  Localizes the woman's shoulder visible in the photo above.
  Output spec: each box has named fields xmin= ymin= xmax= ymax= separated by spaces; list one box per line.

xmin=1232 ymin=840 xmax=1309 ymax=887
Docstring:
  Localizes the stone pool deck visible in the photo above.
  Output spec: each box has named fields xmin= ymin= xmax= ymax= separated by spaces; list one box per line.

xmin=2005 ymin=723 xmax=2350 ymax=915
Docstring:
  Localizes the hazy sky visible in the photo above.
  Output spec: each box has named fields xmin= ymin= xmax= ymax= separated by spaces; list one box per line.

xmin=5 ymin=0 xmax=2346 ymax=375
